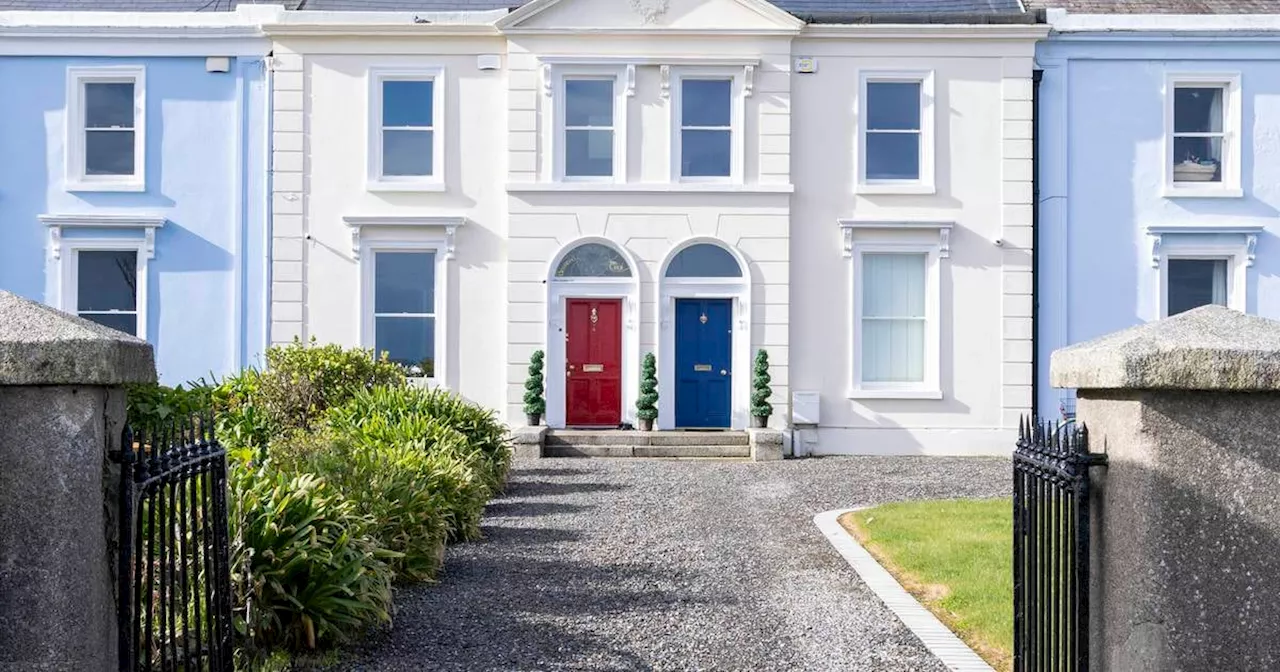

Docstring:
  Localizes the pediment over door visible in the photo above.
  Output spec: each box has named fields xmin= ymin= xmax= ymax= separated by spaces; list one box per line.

xmin=496 ymin=0 xmax=803 ymax=32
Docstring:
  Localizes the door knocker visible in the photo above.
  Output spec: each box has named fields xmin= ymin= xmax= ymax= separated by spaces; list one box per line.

xmin=590 ymin=307 xmax=599 ymax=324
xmin=699 ymin=313 xmax=708 ymax=324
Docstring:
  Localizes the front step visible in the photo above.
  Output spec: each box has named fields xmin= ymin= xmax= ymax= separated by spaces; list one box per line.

xmin=544 ymin=430 xmax=750 ymax=458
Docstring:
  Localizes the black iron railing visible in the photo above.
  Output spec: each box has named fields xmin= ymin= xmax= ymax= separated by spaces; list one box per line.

xmin=116 ymin=417 xmax=234 ymax=672
xmin=1014 ymin=417 xmax=1106 ymax=672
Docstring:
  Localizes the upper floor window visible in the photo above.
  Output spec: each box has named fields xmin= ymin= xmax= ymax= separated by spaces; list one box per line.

xmin=66 ymin=66 xmax=145 ymax=192
xmin=368 ymin=67 xmax=444 ymax=191
xmin=679 ymin=79 xmax=732 ymax=179
xmin=857 ymin=71 xmax=934 ymax=195
xmin=564 ymin=78 xmax=616 ymax=179
xmin=1165 ymin=73 xmax=1241 ymax=198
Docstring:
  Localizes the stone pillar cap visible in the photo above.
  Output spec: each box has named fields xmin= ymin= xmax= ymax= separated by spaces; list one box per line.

xmin=0 ymin=291 xmax=156 ymax=385
xmin=1051 ymin=305 xmax=1280 ymax=391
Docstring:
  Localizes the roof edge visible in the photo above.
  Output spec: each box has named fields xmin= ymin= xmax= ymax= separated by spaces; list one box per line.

xmin=1047 ymin=8 xmax=1280 ymax=32
xmin=798 ymin=9 xmax=1046 ymax=25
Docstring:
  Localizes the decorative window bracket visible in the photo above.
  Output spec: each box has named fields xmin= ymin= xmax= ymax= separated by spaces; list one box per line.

xmin=1146 ymin=224 xmax=1261 ymax=268
xmin=838 ymin=219 xmax=953 ymax=259
xmin=342 ymin=215 xmax=466 ymax=258
xmin=39 ymin=213 xmax=166 ymax=260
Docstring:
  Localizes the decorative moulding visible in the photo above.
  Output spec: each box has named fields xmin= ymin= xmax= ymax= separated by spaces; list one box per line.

xmin=625 ymin=64 xmax=636 ymax=97
xmin=838 ymin=219 xmax=954 ymax=259
xmin=660 ymin=65 xmax=671 ymax=98
xmin=538 ymin=56 xmax=760 ymax=101
xmin=39 ymin=213 xmax=166 ymax=260
xmin=1146 ymin=224 xmax=1262 ymax=268
xmin=342 ymin=215 xmax=466 ymax=258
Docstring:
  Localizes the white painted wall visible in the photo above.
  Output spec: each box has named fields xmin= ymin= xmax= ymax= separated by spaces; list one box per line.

xmin=266 ymin=7 xmax=1042 ymax=455
xmin=270 ymin=36 xmax=511 ymax=415
xmin=789 ymin=35 xmax=1038 ymax=455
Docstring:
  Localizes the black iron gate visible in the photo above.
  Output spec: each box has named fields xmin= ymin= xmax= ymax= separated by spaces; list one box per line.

xmin=116 ymin=417 xmax=234 ymax=672
xmin=1013 ymin=417 xmax=1106 ymax=672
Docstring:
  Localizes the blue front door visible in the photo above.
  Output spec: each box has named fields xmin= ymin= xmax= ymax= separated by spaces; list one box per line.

xmin=674 ymin=298 xmax=732 ymax=428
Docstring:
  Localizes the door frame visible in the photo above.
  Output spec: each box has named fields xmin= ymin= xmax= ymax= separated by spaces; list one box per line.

xmin=545 ymin=237 xmax=641 ymax=429
xmin=658 ymin=237 xmax=752 ymax=431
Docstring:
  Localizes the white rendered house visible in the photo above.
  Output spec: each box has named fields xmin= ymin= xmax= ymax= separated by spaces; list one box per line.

xmin=262 ymin=0 xmax=1044 ymax=455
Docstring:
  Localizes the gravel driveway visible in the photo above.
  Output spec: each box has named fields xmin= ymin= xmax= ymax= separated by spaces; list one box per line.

xmin=338 ymin=456 xmax=1009 ymax=672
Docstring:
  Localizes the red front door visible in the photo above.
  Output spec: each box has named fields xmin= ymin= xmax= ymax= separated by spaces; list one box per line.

xmin=565 ymin=298 xmax=622 ymax=427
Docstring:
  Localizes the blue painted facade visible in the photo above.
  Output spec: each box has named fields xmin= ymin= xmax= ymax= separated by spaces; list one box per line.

xmin=0 ymin=53 xmax=271 ymax=385
xmin=1036 ymin=31 xmax=1280 ymax=418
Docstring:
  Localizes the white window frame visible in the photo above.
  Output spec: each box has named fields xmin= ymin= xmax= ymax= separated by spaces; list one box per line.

xmin=549 ymin=66 xmax=628 ymax=183
xmin=62 ymin=241 xmax=149 ymax=340
xmin=41 ymin=213 xmax=164 ymax=340
xmin=669 ymin=69 xmax=745 ymax=184
xmin=346 ymin=216 xmax=463 ymax=386
xmin=367 ymin=66 xmax=446 ymax=192
xmin=856 ymin=70 xmax=935 ymax=195
xmin=1164 ymin=72 xmax=1242 ymax=199
xmin=840 ymin=220 xmax=951 ymax=400
xmin=1148 ymin=225 xmax=1257 ymax=319
xmin=66 ymin=65 xmax=146 ymax=192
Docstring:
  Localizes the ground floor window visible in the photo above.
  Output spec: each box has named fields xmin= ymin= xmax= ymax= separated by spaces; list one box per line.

xmin=840 ymin=219 xmax=949 ymax=400
xmin=74 ymin=249 xmax=140 ymax=335
xmin=371 ymin=250 xmax=437 ymax=376
xmin=1166 ymin=258 xmax=1227 ymax=316
xmin=859 ymin=252 xmax=927 ymax=383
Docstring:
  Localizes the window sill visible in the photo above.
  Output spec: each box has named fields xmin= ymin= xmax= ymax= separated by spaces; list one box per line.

xmin=506 ymin=182 xmax=794 ymax=194
xmin=847 ymin=388 xmax=943 ymax=400
xmin=367 ymin=180 xmax=447 ymax=193
xmin=66 ymin=179 xmax=145 ymax=193
xmin=1163 ymin=185 xmax=1243 ymax=199
xmin=855 ymin=182 xmax=936 ymax=196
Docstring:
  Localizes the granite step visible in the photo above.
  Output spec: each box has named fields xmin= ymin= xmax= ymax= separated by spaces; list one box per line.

xmin=544 ymin=429 xmax=749 ymax=447
xmin=543 ymin=443 xmax=751 ymax=458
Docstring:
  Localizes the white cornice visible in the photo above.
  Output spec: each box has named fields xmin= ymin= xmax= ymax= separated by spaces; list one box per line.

xmin=263 ymin=23 xmax=500 ymax=37
xmin=496 ymin=0 xmax=802 ymax=32
xmin=502 ymin=27 xmax=800 ymax=36
xmin=838 ymin=219 xmax=954 ymax=258
xmin=538 ymin=54 xmax=761 ymax=66
xmin=801 ymin=24 xmax=1048 ymax=40
xmin=342 ymin=215 xmax=467 ymax=257
xmin=506 ymin=182 xmax=793 ymax=194
xmin=1146 ymin=224 xmax=1263 ymax=268
xmin=40 ymin=213 xmax=166 ymax=260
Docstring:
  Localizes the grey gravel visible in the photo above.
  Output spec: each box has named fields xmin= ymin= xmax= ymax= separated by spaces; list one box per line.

xmin=337 ymin=456 xmax=1010 ymax=672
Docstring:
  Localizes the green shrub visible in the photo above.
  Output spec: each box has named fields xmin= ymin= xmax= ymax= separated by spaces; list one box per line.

xmin=229 ymin=461 xmax=395 ymax=656
xmin=270 ymin=428 xmax=470 ymax=578
xmin=212 ymin=368 xmax=274 ymax=454
xmin=522 ymin=350 xmax=546 ymax=419
xmin=751 ymin=349 xmax=773 ymax=419
xmin=256 ymin=338 xmax=405 ymax=433
xmin=330 ymin=386 xmax=511 ymax=493
xmin=126 ymin=381 xmax=215 ymax=434
xmin=636 ymin=352 xmax=658 ymax=421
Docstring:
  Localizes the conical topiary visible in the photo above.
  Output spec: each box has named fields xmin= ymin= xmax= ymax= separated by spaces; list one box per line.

xmin=636 ymin=352 xmax=658 ymax=424
xmin=751 ymin=349 xmax=772 ymax=421
xmin=523 ymin=350 xmax=545 ymax=422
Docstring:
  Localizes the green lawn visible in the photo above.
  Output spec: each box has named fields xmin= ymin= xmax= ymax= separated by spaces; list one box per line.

xmin=841 ymin=498 xmax=1012 ymax=672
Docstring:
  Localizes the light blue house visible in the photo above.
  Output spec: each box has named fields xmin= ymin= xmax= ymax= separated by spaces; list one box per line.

xmin=1033 ymin=3 xmax=1280 ymax=419
xmin=0 ymin=4 xmax=276 ymax=384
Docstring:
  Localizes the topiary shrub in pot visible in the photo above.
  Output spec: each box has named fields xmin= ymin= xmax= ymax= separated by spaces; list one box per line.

xmin=636 ymin=352 xmax=658 ymax=431
xmin=751 ymin=349 xmax=773 ymax=428
xmin=523 ymin=350 xmax=546 ymax=426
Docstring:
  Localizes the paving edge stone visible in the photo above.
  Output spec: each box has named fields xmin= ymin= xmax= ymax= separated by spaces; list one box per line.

xmin=813 ymin=508 xmax=996 ymax=672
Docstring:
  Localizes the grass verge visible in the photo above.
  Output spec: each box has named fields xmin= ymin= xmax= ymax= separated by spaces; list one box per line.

xmin=840 ymin=498 xmax=1012 ymax=672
